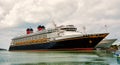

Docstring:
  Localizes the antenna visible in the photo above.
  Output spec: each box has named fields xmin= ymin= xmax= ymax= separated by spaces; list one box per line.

xmin=83 ymin=26 xmax=86 ymax=34
xmin=52 ymin=19 xmax=57 ymax=29
xmin=104 ymin=25 xmax=108 ymax=32
xmin=50 ymin=16 xmax=57 ymax=29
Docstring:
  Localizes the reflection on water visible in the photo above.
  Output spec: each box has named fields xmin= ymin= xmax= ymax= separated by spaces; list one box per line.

xmin=17 ymin=62 xmax=109 ymax=65
xmin=0 ymin=51 xmax=119 ymax=65
xmin=117 ymin=57 xmax=120 ymax=64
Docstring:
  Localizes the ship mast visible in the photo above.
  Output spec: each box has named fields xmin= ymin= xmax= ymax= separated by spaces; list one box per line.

xmin=52 ymin=19 xmax=57 ymax=29
xmin=50 ymin=18 xmax=61 ymax=37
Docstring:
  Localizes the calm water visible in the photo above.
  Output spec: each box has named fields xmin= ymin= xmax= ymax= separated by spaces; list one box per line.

xmin=0 ymin=50 xmax=119 ymax=65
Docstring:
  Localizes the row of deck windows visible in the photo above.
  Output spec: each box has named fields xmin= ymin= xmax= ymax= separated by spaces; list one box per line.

xmin=12 ymin=34 xmax=47 ymax=44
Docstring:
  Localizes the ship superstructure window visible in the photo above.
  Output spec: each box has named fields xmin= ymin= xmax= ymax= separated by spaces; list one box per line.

xmin=30 ymin=34 xmax=47 ymax=40
xmin=30 ymin=37 xmax=33 ymax=40
xmin=33 ymin=35 xmax=37 ymax=40
xmin=26 ymin=37 xmax=28 ymax=40
xmin=36 ymin=35 xmax=39 ymax=39
xmin=11 ymin=41 xmax=14 ymax=45
xmin=42 ymin=34 xmax=47 ymax=38
xmin=14 ymin=40 xmax=17 ymax=43
xmin=60 ymin=25 xmax=77 ymax=31
xmin=38 ymin=35 xmax=41 ymax=38
xmin=27 ymin=37 xmax=30 ymax=40
xmin=12 ymin=39 xmax=17 ymax=45
xmin=47 ymin=29 xmax=57 ymax=33
xmin=12 ymin=40 xmax=15 ymax=44
xmin=23 ymin=38 xmax=26 ymax=41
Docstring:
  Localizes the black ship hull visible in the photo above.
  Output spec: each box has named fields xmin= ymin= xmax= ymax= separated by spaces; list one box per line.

xmin=9 ymin=33 xmax=108 ymax=51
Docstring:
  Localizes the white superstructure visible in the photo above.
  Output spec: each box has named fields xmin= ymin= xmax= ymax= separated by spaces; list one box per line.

xmin=11 ymin=25 xmax=81 ymax=46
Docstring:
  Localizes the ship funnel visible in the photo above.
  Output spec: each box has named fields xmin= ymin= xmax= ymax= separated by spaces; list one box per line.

xmin=26 ymin=28 xmax=30 ymax=34
xmin=26 ymin=27 xmax=33 ymax=34
xmin=30 ymin=28 xmax=33 ymax=33
xmin=37 ymin=25 xmax=45 ymax=31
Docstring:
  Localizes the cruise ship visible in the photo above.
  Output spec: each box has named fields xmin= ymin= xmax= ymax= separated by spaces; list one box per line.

xmin=9 ymin=25 xmax=109 ymax=51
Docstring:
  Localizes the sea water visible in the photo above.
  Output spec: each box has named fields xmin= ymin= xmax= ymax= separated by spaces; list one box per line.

xmin=0 ymin=50 xmax=119 ymax=65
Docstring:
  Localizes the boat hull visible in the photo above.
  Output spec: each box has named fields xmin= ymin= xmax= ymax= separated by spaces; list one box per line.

xmin=9 ymin=33 xmax=108 ymax=51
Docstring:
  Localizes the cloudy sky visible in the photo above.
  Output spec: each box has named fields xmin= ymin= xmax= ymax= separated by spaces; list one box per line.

xmin=0 ymin=0 xmax=120 ymax=49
